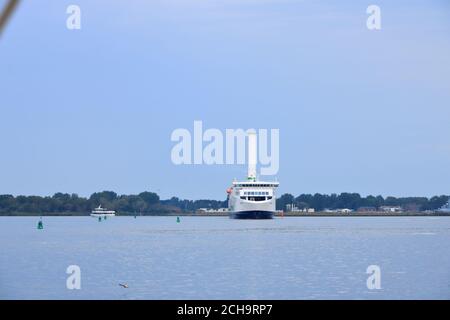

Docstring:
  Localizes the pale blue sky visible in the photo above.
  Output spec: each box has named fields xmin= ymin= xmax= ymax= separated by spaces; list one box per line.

xmin=1 ymin=0 xmax=450 ymax=200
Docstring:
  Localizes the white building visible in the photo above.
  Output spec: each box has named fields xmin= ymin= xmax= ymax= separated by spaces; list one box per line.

xmin=379 ymin=206 xmax=403 ymax=213
xmin=198 ymin=208 xmax=228 ymax=213
xmin=286 ymin=203 xmax=299 ymax=212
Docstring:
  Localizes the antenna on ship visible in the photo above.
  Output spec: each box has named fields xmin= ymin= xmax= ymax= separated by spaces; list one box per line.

xmin=247 ymin=129 xmax=257 ymax=182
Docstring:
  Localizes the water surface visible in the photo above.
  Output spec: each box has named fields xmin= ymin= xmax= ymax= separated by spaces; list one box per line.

xmin=1 ymin=216 xmax=449 ymax=299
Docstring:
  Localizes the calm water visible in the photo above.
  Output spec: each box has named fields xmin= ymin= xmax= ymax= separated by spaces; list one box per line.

xmin=0 ymin=216 xmax=449 ymax=300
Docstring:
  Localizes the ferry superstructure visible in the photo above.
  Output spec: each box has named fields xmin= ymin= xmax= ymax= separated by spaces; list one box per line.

xmin=227 ymin=131 xmax=279 ymax=219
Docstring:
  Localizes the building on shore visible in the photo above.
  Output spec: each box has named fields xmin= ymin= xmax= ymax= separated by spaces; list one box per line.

xmin=379 ymin=206 xmax=403 ymax=213
xmin=336 ymin=208 xmax=353 ymax=213
xmin=323 ymin=208 xmax=353 ymax=214
xmin=286 ymin=204 xmax=315 ymax=213
xmin=197 ymin=208 xmax=228 ymax=214
xmin=357 ymin=206 xmax=377 ymax=213
xmin=286 ymin=204 xmax=299 ymax=212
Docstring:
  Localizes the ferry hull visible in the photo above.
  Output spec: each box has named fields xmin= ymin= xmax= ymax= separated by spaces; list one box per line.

xmin=229 ymin=211 xmax=274 ymax=219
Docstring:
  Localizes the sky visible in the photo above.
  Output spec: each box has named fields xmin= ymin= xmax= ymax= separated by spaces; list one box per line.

xmin=1 ymin=0 xmax=450 ymax=200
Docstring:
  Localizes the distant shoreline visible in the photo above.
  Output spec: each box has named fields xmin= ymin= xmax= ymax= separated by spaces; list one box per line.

xmin=2 ymin=192 xmax=448 ymax=217
xmin=274 ymin=212 xmax=449 ymax=217
xmin=1 ymin=212 xmax=448 ymax=217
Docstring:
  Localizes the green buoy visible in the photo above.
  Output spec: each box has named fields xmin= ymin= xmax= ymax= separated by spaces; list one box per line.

xmin=176 ymin=216 xmax=180 ymax=223
xmin=37 ymin=219 xmax=43 ymax=230
xmin=134 ymin=215 xmax=137 ymax=219
xmin=104 ymin=215 xmax=107 ymax=220
xmin=98 ymin=216 xmax=102 ymax=222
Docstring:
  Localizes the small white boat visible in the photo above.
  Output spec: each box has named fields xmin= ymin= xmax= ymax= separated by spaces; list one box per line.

xmin=90 ymin=205 xmax=116 ymax=217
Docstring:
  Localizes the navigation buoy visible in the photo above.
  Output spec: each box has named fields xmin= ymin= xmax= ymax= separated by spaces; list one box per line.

xmin=176 ymin=216 xmax=180 ymax=223
xmin=37 ymin=218 xmax=43 ymax=230
xmin=134 ymin=215 xmax=137 ymax=219
xmin=104 ymin=215 xmax=107 ymax=220
xmin=98 ymin=216 xmax=102 ymax=222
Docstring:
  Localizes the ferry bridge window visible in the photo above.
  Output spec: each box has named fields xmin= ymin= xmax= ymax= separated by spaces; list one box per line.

xmin=248 ymin=196 xmax=266 ymax=202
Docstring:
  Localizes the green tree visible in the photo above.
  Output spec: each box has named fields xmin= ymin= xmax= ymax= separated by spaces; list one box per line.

xmin=138 ymin=192 xmax=160 ymax=206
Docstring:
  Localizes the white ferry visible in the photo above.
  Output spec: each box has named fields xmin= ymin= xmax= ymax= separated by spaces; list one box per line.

xmin=90 ymin=205 xmax=116 ymax=218
xmin=226 ymin=130 xmax=279 ymax=219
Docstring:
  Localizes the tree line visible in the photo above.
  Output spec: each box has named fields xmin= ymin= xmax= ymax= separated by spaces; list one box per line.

xmin=0 ymin=191 xmax=226 ymax=215
xmin=276 ymin=193 xmax=449 ymax=212
xmin=0 ymin=191 xmax=448 ymax=215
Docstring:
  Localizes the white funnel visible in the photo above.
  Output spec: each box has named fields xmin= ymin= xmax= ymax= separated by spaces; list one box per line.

xmin=247 ymin=130 xmax=257 ymax=181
